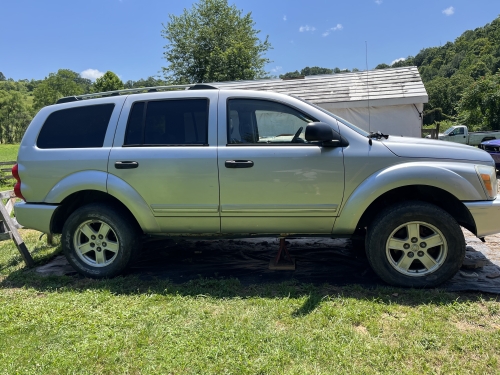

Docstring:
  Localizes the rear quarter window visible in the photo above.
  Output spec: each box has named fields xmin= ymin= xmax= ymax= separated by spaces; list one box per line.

xmin=37 ymin=104 xmax=115 ymax=149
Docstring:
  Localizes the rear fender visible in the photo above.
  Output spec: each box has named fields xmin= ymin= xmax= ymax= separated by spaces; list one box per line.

xmin=106 ymin=174 xmax=160 ymax=233
xmin=44 ymin=171 xmax=160 ymax=233
xmin=44 ymin=170 xmax=107 ymax=203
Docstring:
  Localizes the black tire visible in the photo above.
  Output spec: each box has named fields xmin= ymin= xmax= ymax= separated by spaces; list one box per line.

xmin=62 ymin=203 xmax=141 ymax=278
xmin=366 ymin=201 xmax=465 ymax=288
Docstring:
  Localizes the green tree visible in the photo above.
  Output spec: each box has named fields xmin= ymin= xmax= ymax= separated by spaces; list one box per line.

xmin=0 ymin=90 xmax=32 ymax=143
xmin=32 ymin=69 xmax=86 ymax=110
xmin=425 ymin=77 xmax=452 ymax=114
xmin=124 ymin=76 xmax=166 ymax=89
xmin=279 ymin=70 xmax=301 ymax=79
xmin=161 ymin=0 xmax=271 ymax=83
xmin=457 ymin=72 xmax=500 ymax=130
xmin=300 ymin=66 xmax=333 ymax=76
xmin=0 ymin=72 xmax=6 ymax=81
xmin=392 ymin=56 xmax=415 ymax=68
xmin=92 ymin=71 xmax=124 ymax=92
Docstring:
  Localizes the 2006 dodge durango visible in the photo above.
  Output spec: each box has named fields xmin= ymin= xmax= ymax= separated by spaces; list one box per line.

xmin=13 ymin=85 xmax=500 ymax=287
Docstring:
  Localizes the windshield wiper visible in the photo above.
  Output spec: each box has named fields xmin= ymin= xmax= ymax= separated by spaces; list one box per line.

xmin=368 ymin=131 xmax=389 ymax=140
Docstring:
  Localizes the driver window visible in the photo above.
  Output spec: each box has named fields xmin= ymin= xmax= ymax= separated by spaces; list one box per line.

xmin=227 ymin=99 xmax=315 ymax=144
xmin=456 ymin=127 xmax=465 ymax=135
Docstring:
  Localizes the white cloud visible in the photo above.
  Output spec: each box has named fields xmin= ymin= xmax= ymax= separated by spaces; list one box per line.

xmin=442 ymin=6 xmax=454 ymax=16
xmin=322 ymin=24 xmax=343 ymax=37
xmin=391 ymin=57 xmax=405 ymax=65
xmin=80 ymin=69 xmax=105 ymax=81
xmin=375 ymin=0 xmax=382 ymax=4
xmin=299 ymin=25 xmax=316 ymax=32
xmin=270 ymin=66 xmax=283 ymax=73
xmin=283 ymin=15 xmax=287 ymax=21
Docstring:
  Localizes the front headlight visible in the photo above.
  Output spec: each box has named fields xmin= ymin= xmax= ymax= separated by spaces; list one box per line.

xmin=475 ymin=165 xmax=498 ymax=200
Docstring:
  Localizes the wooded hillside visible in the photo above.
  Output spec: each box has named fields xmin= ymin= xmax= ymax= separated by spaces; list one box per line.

xmin=375 ymin=15 xmax=500 ymax=129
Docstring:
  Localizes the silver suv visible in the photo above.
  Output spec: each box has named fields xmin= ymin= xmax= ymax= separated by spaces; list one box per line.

xmin=14 ymin=85 xmax=500 ymax=287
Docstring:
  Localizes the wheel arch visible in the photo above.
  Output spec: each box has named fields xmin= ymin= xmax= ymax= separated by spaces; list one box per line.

xmin=51 ymin=189 xmax=159 ymax=234
xmin=51 ymin=190 xmax=136 ymax=234
xmin=333 ymin=163 xmax=483 ymax=236
xmin=354 ymin=185 xmax=477 ymax=235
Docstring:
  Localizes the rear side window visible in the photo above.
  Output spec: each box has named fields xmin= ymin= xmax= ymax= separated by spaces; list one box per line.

xmin=124 ymin=99 xmax=208 ymax=146
xmin=37 ymin=104 xmax=115 ymax=149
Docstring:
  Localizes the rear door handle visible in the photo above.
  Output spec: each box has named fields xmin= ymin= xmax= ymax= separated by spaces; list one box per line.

xmin=115 ymin=161 xmax=139 ymax=169
xmin=225 ymin=160 xmax=254 ymax=168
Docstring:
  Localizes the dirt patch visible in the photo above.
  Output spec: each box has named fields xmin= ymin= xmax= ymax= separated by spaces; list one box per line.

xmin=354 ymin=325 xmax=369 ymax=335
xmin=453 ymin=320 xmax=491 ymax=332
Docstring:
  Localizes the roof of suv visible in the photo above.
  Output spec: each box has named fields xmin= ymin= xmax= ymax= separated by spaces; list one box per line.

xmin=56 ymin=83 xmax=220 ymax=104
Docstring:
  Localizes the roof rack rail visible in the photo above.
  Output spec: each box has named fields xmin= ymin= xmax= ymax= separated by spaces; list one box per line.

xmin=56 ymin=83 xmax=219 ymax=104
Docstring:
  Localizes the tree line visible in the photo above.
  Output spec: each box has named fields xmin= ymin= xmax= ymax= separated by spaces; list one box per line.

xmin=1 ymin=0 xmax=500 ymax=144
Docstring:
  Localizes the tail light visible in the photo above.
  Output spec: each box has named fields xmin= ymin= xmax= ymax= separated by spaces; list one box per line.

xmin=12 ymin=164 xmax=25 ymax=201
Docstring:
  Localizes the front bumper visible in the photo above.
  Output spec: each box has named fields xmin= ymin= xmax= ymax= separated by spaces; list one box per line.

xmin=14 ymin=202 xmax=58 ymax=233
xmin=465 ymin=197 xmax=500 ymax=237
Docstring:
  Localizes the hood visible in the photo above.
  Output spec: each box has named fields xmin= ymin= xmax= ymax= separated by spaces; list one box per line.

xmin=380 ymin=136 xmax=493 ymax=164
xmin=481 ymin=139 xmax=500 ymax=146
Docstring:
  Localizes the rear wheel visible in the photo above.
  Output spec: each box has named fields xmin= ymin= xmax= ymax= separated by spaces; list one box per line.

xmin=62 ymin=203 xmax=141 ymax=278
xmin=366 ymin=201 xmax=465 ymax=288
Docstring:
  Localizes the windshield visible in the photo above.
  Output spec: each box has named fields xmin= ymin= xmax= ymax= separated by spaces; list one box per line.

xmin=443 ymin=126 xmax=456 ymax=135
xmin=291 ymin=95 xmax=370 ymax=137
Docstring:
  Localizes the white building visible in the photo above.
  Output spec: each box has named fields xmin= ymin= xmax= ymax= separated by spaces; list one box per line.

xmin=214 ymin=66 xmax=428 ymax=138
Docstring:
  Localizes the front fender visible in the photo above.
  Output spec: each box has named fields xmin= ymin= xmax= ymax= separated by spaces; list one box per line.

xmin=333 ymin=162 xmax=486 ymax=235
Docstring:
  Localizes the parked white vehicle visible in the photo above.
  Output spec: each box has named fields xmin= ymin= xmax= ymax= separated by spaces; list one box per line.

xmin=438 ymin=125 xmax=500 ymax=146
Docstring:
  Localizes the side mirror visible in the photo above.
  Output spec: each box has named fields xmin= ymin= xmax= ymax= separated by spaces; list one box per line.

xmin=305 ymin=122 xmax=335 ymax=142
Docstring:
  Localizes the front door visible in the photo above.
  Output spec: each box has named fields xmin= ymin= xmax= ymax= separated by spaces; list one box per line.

xmin=217 ymin=95 xmax=345 ymax=234
xmin=108 ymin=91 xmax=220 ymax=233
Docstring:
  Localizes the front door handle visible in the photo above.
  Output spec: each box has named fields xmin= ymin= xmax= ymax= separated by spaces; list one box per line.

xmin=115 ymin=161 xmax=139 ymax=169
xmin=225 ymin=160 xmax=254 ymax=168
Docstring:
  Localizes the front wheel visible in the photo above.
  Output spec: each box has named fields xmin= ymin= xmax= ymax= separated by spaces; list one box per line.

xmin=62 ymin=203 xmax=141 ymax=278
xmin=366 ymin=201 xmax=465 ymax=288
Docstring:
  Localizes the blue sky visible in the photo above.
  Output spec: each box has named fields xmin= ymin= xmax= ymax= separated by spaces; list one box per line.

xmin=1 ymin=0 xmax=499 ymax=82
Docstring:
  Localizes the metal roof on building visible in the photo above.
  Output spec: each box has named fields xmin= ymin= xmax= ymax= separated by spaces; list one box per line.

xmin=213 ymin=66 xmax=428 ymax=108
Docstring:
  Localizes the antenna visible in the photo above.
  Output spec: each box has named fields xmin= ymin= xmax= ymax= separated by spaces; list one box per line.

xmin=365 ymin=41 xmax=371 ymax=133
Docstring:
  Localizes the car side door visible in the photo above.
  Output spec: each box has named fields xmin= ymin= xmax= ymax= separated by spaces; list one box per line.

xmin=108 ymin=90 xmax=220 ymax=234
xmin=217 ymin=93 xmax=345 ymax=234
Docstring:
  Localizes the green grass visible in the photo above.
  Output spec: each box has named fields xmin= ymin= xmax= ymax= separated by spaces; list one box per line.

xmin=0 ymin=143 xmax=19 ymax=162
xmin=0 ymin=144 xmax=19 ymax=190
xmin=0 ymin=232 xmax=499 ymax=374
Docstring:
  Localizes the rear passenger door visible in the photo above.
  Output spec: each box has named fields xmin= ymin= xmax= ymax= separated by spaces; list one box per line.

xmin=108 ymin=91 xmax=220 ymax=234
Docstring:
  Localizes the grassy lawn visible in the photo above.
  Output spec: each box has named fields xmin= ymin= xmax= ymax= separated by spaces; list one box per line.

xmin=0 ymin=232 xmax=499 ymax=374
xmin=0 ymin=143 xmax=19 ymax=162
